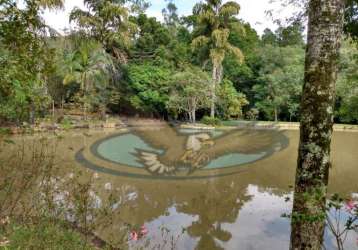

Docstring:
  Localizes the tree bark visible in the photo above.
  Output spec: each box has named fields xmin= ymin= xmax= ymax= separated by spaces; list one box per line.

xmin=188 ymin=111 xmax=192 ymax=123
xmin=29 ymin=101 xmax=35 ymax=125
xmin=211 ymin=63 xmax=223 ymax=118
xmin=290 ymin=0 xmax=345 ymax=249
xmin=211 ymin=66 xmax=217 ymax=118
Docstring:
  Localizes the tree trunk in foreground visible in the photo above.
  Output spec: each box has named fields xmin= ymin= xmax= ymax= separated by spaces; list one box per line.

xmin=290 ymin=0 xmax=345 ymax=249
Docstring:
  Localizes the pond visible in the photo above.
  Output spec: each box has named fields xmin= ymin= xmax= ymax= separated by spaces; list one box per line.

xmin=3 ymin=124 xmax=358 ymax=249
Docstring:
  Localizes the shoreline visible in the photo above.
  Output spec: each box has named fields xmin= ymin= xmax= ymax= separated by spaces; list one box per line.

xmin=1 ymin=118 xmax=358 ymax=135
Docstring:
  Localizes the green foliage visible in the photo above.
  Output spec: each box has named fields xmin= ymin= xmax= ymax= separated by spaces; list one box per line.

xmin=336 ymin=38 xmax=358 ymax=123
xmin=0 ymin=1 xmax=60 ymax=123
xmin=0 ymin=0 xmax=357 ymax=125
xmin=59 ymin=40 xmax=115 ymax=118
xmin=162 ymin=0 xmax=179 ymax=27
xmin=131 ymin=14 xmax=171 ymax=54
xmin=261 ymin=28 xmax=278 ymax=45
xmin=191 ymin=0 xmax=245 ymax=117
xmin=344 ymin=0 xmax=358 ymax=39
xmin=130 ymin=13 xmax=192 ymax=68
xmin=216 ymin=80 xmax=249 ymax=119
xmin=224 ymin=22 xmax=261 ymax=101
xmin=253 ymin=45 xmax=304 ymax=121
xmin=60 ymin=118 xmax=73 ymax=130
xmin=201 ymin=116 xmax=222 ymax=126
xmin=69 ymin=0 xmax=136 ymax=56
xmin=246 ymin=108 xmax=260 ymax=121
xmin=276 ymin=21 xmax=305 ymax=47
xmin=191 ymin=0 xmax=245 ymax=68
xmin=166 ymin=67 xmax=211 ymax=122
xmin=123 ymin=63 xmax=172 ymax=115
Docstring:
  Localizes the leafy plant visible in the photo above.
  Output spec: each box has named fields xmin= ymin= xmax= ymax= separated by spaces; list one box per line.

xmin=201 ymin=116 xmax=222 ymax=126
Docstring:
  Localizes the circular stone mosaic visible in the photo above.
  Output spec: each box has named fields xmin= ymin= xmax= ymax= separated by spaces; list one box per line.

xmin=76 ymin=125 xmax=289 ymax=180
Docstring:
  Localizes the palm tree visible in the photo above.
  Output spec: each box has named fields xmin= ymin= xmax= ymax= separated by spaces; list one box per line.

xmin=69 ymin=0 xmax=136 ymax=63
xmin=37 ymin=0 xmax=64 ymax=10
xmin=62 ymin=41 xmax=114 ymax=119
xmin=191 ymin=0 xmax=244 ymax=118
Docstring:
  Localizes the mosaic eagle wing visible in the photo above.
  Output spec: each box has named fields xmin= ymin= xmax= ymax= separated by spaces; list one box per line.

xmin=182 ymin=129 xmax=276 ymax=170
xmin=205 ymin=129 xmax=275 ymax=155
xmin=133 ymin=124 xmax=188 ymax=174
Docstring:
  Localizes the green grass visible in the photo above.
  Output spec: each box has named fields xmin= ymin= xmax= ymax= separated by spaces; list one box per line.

xmin=60 ymin=118 xmax=73 ymax=130
xmin=1 ymin=219 xmax=95 ymax=250
xmin=0 ymin=128 xmax=11 ymax=136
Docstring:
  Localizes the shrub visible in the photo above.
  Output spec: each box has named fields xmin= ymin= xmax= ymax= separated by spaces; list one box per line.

xmin=201 ymin=116 xmax=222 ymax=126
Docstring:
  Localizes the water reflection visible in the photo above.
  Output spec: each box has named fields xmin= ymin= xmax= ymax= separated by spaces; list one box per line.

xmin=4 ymin=125 xmax=358 ymax=249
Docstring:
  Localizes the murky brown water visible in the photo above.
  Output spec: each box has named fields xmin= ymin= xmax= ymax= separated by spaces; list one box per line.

xmin=3 ymin=124 xmax=358 ymax=249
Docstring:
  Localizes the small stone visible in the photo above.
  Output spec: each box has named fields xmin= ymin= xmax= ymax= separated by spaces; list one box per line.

xmin=104 ymin=182 xmax=112 ymax=191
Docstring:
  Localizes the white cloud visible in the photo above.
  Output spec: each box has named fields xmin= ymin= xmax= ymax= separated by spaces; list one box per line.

xmin=42 ymin=0 xmax=86 ymax=33
xmin=146 ymin=9 xmax=164 ymax=22
xmin=41 ymin=0 xmax=299 ymax=35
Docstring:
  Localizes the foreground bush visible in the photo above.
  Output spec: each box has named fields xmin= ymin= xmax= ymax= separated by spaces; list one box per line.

xmin=201 ymin=116 xmax=222 ymax=126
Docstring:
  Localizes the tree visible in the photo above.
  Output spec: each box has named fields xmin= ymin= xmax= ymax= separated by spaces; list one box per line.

xmin=0 ymin=0 xmax=64 ymax=124
xmin=130 ymin=14 xmax=171 ymax=57
xmin=344 ymin=0 xmax=358 ymax=39
xmin=191 ymin=0 xmax=244 ymax=118
xmin=253 ymin=45 xmax=304 ymax=122
xmin=122 ymin=63 xmax=172 ymax=117
xmin=162 ymin=0 xmax=179 ymax=28
xmin=216 ymin=80 xmax=249 ymax=120
xmin=69 ymin=0 xmax=136 ymax=63
xmin=290 ymin=0 xmax=345 ymax=249
xmin=276 ymin=21 xmax=305 ymax=47
xmin=62 ymin=41 xmax=114 ymax=119
xmin=224 ymin=22 xmax=261 ymax=106
xmin=166 ymin=67 xmax=211 ymax=123
xmin=336 ymin=38 xmax=358 ymax=123
xmin=261 ymin=28 xmax=278 ymax=45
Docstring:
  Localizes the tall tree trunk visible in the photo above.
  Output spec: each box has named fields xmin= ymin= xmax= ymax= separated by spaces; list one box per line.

xmin=192 ymin=100 xmax=197 ymax=124
xmin=29 ymin=101 xmax=35 ymax=125
xmin=274 ymin=106 xmax=278 ymax=122
xmin=82 ymin=73 xmax=87 ymax=121
xmin=52 ymin=100 xmax=55 ymax=122
xmin=211 ymin=63 xmax=223 ymax=118
xmin=211 ymin=66 xmax=217 ymax=118
xmin=290 ymin=0 xmax=345 ymax=249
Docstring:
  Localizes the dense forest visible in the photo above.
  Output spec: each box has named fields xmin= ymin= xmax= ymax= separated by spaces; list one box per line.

xmin=0 ymin=0 xmax=357 ymax=126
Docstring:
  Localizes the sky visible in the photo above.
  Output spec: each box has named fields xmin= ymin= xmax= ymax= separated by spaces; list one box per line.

xmin=42 ymin=0 xmax=298 ymax=36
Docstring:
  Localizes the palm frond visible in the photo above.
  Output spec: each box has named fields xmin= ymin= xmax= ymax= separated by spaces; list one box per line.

xmin=226 ymin=44 xmax=244 ymax=64
xmin=69 ymin=8 xmax=93 ymax=25
xmin=230 ymin=22 xmax=246 ymax=36
xmin=219 ymin=1 xmax=240 ymax=17
xmin=191 ymin=35 xmax=210 ymax=51
xmin=198 ymin=10 xmax=217 ymax=27
xmin=38 ymin=0 xmax=64 ymax=10
xmin=210 ymin=48 xmax=225 ymax=65
xmin=102 ymin=3 xmax=128 ymax=20
xmin=211 ymin=29 xmax=229 ymax=48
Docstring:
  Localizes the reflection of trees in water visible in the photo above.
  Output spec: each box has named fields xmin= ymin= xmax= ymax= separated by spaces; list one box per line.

xmin=177 ymin=182 xmax=253 ymax=249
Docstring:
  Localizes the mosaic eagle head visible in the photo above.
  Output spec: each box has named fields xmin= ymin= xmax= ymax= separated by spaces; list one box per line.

xmin=132 ymin=124 xmax=285 ymax=176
